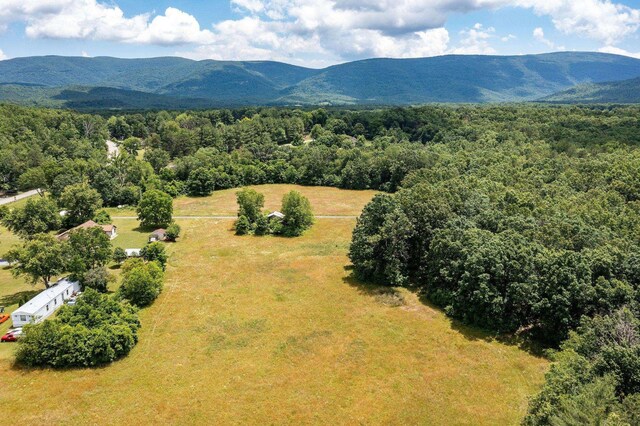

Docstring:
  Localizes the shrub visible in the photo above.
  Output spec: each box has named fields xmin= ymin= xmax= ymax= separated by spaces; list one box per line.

xmin=15 ymin=289 xmax=140 ymax=368
xmin=113 ymin=247 xmax=127 ymax=265
xmin=140 ymin=242 xmax=168 ymax=270
xmin=119 ymin=260 xmax=164 ymax=307
xmin=81 ymin=266 xmax=113 ymax=293
xmin=165 ymin=223 xmax=181 ymax=242
xmin=280 ymin=191 xmax=314 ymax=237
xmin=236 ymin=188 xmax=265 ymax=224
xmin=254 ymin=214 xmax=270 ymax=236
xmin=235 ymin=215 xmax=251 ymax=235
xmin=93 ymin=209 xmax=112 ymax=225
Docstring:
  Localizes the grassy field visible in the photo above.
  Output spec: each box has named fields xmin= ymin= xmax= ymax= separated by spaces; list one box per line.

xmin=0 ymin=185 xmax=548 ymax=424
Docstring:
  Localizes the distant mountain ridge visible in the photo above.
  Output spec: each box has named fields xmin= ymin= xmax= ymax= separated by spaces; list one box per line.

xmin=0 ymin=52 xmax=639 ymax=108
xmin=541 ymin=76 xmax=640 ymax=103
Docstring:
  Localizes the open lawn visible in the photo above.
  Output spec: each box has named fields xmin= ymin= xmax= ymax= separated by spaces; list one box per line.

xmin=106 ymin=185 xmax=379 ymax=218
xmin=0 ymin=185 xmax=548 ymax=424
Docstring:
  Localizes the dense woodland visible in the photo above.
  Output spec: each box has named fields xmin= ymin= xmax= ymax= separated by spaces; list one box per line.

xmin=2 ymin=103 xmax=640 ymax=422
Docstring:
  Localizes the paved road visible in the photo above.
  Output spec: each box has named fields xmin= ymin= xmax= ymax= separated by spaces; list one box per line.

xmin=0 ymin=189 xmax=40 ymax=206
xmin=111 ymin=215 xmax=358 ymax=220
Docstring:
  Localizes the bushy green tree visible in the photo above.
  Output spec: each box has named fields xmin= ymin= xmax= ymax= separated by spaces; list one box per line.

xmin=119 ymin=259 xmax=164 ymax=307
xmin=93 ymin=209 xmax=112 ymax=225
xmin=82 ymin=266 xmax=113 ymax=293
xmin=236 ymin=188 xmax=265 ymax=224
xmin=254 ymin=214 xmax=270 ymax=236
xmin=113 ymin=247 xmax=127 ymax=265
xmin=15 ymin=288 xmax=140 ymax=368
xmin=140 ymin=242 xmax=168 ymax=270
xmin=67 ymin=226 xmax=112 ymax=279
xmin=59 ymin=183 xmax=103 ymax=227
xmin=235 ymin=215 xmax=251 ymax=235
xmin=280 ymin=191 xmax=313 ymax=237
xmin=165 ymin=222 xmax=181 ymax=242
xmin=136 ymin=189 xmax=172 ymax=228
xmin=1 ymin=196 xmax=61 ymax=238
xmin=5 ymin=234 xmax=67 ymax=288
xmin=186 ymin=167 xmax=215 ymax=196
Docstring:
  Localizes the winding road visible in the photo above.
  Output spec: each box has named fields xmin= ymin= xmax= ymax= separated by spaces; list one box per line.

xmin=0 ymin=189 xmax=40 ymax=206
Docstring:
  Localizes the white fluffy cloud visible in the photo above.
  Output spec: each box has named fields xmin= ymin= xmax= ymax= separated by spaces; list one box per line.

xmin=0 ymin=1 xmax=212 ymax=45
xmin=452 ymin=23 xmax=496 ymax=55
xmin=532 ymin=27 xmax=565 ymax=51
xmin=0 ymin=0 xmax=639 ymax=65
xmin=598 ymin=46 xmax=640 ymax=59
xmin=0 ymin=49 xmax=7 ymax=60
xmin=209 ymin=0 xmax=640 ymax=64
xmin=517 ymin=0 xmax=640 ymax=45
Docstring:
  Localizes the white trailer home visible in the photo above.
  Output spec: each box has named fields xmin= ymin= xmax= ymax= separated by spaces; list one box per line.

xmin=11 ymin=278 xmax=81 ymax=327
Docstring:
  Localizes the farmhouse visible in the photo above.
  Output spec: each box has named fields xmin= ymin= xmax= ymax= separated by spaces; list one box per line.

xmin=11 ymin=278 xmax=81 ymax=327
xmin=149 ymin=229 xmax=166 ymax=242
xmin=57 ymin=220 xmax=117 ymax=241
xmin=267 ymin=211 xmax=285 ymax=219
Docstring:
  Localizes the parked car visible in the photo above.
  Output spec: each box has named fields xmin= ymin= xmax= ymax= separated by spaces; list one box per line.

xmin=0 ymin=314 xmax=9 ymax=324
xmin=1 ymin=329 xmax=22 ymax=342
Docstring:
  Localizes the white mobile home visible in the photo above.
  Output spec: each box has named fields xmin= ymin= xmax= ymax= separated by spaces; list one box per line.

xmin=11 ymin=278 xmax=81 ymax=327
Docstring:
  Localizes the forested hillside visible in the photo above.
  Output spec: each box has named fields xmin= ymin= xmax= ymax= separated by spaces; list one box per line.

xmin=542 ymin=76 xmax=640 ymax=103
xmin=0 ymin=52 xmax=639 ymax=107
xmin=2 ymin=104 xmax=640 ymax=423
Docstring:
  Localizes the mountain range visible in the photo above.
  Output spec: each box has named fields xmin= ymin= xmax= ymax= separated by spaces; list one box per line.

xmin=0 ymin=52 xmax=638 ymax=109
xmin=541 ymin=76 xmax=640 ymax=104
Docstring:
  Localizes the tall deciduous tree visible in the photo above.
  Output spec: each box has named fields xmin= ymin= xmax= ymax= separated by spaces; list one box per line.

xmin=236 ymin=188 xmax=265 ymax=224
xmin=1 ymin=196 xmax=61 ymax=238
xmin=136 ymin=189 xmax=173 ymax=228
xmin=67 ymin=227 xmax=113 ymax=279
xmin=280 ymin=191 xmax=313 ymax=237
xmin=5 ymin=234 xmax=67 ymax=288
xmin=59 ymin=183 xmax=103 ymax=227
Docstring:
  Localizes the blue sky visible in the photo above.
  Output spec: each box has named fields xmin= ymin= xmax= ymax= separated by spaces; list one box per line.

xmin=0 ymin=0 xmax=638 ymax=67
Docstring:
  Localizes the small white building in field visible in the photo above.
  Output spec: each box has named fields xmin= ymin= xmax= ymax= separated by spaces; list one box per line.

xmin=267 ymin=211 xmax=285 ymax=220
xmin=11 ymin=278 xmax=81 ymax=327
xmin=125 ymin=248 xmax=141 ymax=257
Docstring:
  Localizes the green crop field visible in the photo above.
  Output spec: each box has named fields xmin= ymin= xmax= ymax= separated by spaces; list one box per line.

xmin=0 ymin=185 xmax=548 ymax=424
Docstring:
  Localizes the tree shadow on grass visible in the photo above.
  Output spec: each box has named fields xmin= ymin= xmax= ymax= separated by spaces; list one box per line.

xmin=343 ymin=265 xmax=548 ymax=358
xmin=132 ymin=225 xmax=156 ymax=233
xmin=0 ymin=290 xmax=40 ymax=308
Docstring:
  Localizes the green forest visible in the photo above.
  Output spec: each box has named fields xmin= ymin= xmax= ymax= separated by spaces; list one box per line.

xmin=2 ymin=103 xmax=640 ymax=423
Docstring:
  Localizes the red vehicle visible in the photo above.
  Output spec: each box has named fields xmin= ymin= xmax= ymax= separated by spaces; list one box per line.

xmin=0 ymin=314 xmax=9 ymax=324
xmin=1 ymin=329 xmax=22 ymax=342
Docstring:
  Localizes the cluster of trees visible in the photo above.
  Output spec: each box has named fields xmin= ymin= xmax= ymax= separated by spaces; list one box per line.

xmin=525 ymin=308 xmax=640 ymax=425
xmin=15 ymin=289 xmax=140 ymax=368
xmin=235 ymin=188 xmax=313 ymax=237
xmin=350 ymin=135 xmax=640 ymax=343
xmin=5 ymin=228 xmax=113 ymax=291
xmin=4 ymin=104 xmax=639 ymax=212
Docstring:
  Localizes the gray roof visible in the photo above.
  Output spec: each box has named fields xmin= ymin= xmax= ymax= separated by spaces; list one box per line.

xmin=12 ymin=278 xmax=78 ymax=315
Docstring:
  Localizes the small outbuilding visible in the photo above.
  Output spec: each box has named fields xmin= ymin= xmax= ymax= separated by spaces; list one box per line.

xmin=57 ymin=220 xmax=118 ymax=241
xmin=125 ymin=248 xmax=141 ymax=257
xmin=149 ymin=229 xmax=166 ymax=242
xmin=11 ymin=278 xmax=81 ymax=327
xmin=267 ymin=211 xmax=285 ymax=220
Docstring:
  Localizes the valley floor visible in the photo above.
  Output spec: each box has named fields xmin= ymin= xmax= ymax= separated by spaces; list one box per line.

xmin=0 ymin=185 xmax=548 ymax=424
